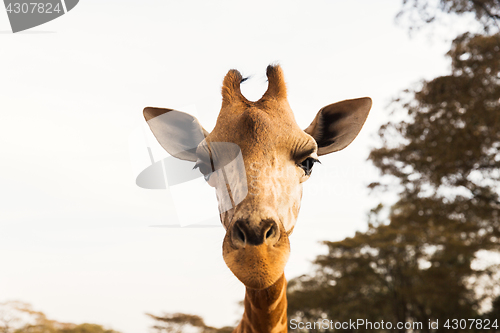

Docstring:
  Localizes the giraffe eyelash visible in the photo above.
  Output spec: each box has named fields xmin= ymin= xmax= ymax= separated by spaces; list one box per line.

xmin=298 ymin=157 xmax=320 ymax=176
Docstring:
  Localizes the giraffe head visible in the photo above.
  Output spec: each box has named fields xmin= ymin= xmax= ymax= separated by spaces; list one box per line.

xmin=144 ymin=65 xmax=371 ymax=290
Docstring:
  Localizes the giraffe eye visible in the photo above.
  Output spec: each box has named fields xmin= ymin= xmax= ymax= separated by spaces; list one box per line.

xmin=298 ymin=157 xmax=320 ymax=176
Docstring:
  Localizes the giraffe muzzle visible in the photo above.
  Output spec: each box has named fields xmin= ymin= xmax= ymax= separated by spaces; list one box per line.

xmin=223 ymin=217 xmax=290 ymax=290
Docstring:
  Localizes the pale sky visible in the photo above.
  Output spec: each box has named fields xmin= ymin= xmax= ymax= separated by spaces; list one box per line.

xmin=0 ymin=1 xmax=469 ymax=332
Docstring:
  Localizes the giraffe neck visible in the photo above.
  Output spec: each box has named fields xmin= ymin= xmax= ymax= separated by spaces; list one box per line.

xmin=234 ymin=274 xmax=288 ymax=333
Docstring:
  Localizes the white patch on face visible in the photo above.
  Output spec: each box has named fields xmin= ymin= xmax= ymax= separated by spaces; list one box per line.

xmin=221 ymin=157 xmax=303 ymax=233
xmin=263 ymin=162 xmax=303 ymax=233
xmin=202 ymin=142 xmax=249 ymax=229
xmin=202 ymin=142 xmax=311 ymax=233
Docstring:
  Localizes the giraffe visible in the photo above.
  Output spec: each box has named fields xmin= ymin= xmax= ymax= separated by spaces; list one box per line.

xmin=143 ymin=65 xmax=372 ymax=333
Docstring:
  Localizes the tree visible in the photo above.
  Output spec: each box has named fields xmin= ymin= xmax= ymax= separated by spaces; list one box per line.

xmin=58 ymin=324 xmax=120 ymax=333
xmin=288 ymin=207 xmax=484 ymax=332
xmin=397 ymin=0 xmax=500 ymax=32
xmin=0 ymin=301 xmax=59 ymax=333
xmin=483 ymin=295 xmax=500 ymax=332
xmin=288 ymin=3 xmax=500 ymax=333
xmin=0 ymin=301 xmax=120 ymax=333
xmin=146 ymin=313 xmax=234 ymax=333
xmin=368 ymin=31 xmax=500 ymax=314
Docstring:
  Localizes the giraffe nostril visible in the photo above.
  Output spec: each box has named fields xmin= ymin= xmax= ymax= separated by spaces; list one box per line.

xmin=263 ymin=221 xmax=280 ymax=245
xmin=234 ymin=224 xmax=246 ymax=244
xmin=231 ymin=219 xmax=280 ymax=247
xmin=265 ymin=225 xmax=275 ymax=240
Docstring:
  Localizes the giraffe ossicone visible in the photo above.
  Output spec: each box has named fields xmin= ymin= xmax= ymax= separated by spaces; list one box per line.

xmin=144 ymin=65 xmax=372 ymax=333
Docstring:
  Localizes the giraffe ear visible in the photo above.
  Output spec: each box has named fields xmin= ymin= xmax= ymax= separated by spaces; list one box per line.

xmin=143 ymin=107 xmax=209 ymax=162
xmin=304 ymin=97 xmax=372 ymax=156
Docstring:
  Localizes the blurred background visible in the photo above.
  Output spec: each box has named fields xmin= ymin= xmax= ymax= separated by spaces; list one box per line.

xmin=0 ymin=0 xmax=499 ymax=332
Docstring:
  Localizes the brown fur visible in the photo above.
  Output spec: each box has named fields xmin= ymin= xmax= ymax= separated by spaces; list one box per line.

xmin=143 ymin=64 xmax=372 ymax=333
xmin=211 ymin=65 xmax=308 ymax=332
xmin=234 ymin=274 xmax=288 ymax=333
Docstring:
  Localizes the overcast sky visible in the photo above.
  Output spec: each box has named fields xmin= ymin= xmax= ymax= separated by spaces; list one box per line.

xmin=0 ymin=1 xmax=471 ymax=332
